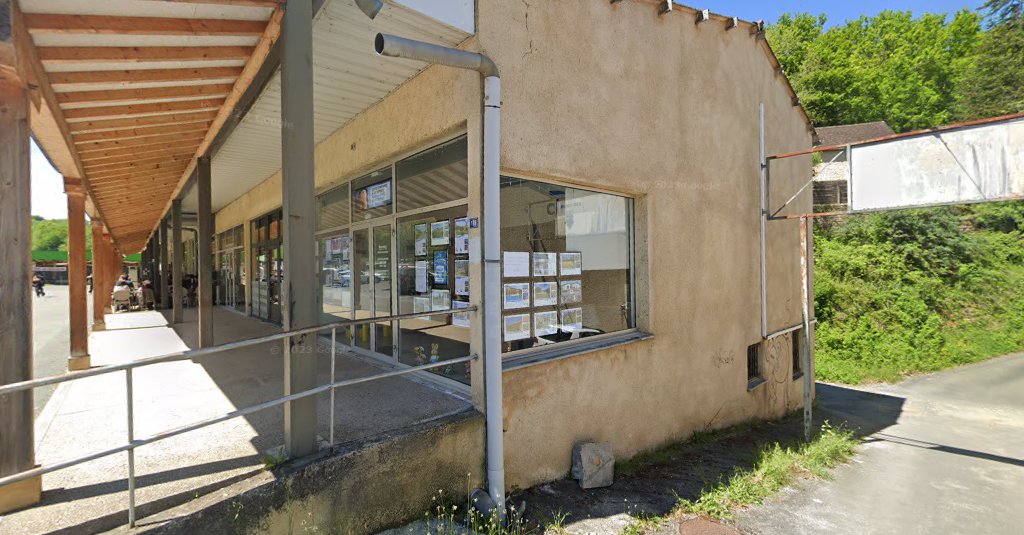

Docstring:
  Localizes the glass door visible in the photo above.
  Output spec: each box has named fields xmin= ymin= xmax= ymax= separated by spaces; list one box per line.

xmin=351 ymin=224 xmax=394 ymax=358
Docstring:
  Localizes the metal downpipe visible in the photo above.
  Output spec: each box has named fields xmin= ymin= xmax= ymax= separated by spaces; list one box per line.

xmin=375 ymin=32 xmax=506 ymax=519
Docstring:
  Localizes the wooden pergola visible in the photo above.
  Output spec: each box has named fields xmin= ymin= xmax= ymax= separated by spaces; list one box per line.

xmin=0 ymin=0 xmax=284 ymax=514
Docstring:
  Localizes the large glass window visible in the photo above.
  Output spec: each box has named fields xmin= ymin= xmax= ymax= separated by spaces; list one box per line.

xmin=318 ymin=232 xmax=352 ymax=345
xmin=396 ymin=136 xmax=469 ymax=212
xmin=317 ymin=183 xmax=350 ymax=231
xmin=499 ymin=176 xmax=634 ymax=353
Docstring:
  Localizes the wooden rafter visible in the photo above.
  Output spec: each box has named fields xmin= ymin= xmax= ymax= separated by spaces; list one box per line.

xmin=72 ymin=122 xmax=212 ymax=143
xmin=64 ymin=98 xmax=225 ymax=120
xmin=79 ymin=137 xmax=204 ymax=158
xmin=38 ymin=46 xmax=255 ymax=63
xmin=78 ymin=131 xmax=206 ymax=151
xmin=156 ymin=0 xmax=280 ymax=7
xmin=58 ymin=84 xmax=234 ymax=106
xmin=89 ymin=161 xmax=189 ymax=180
xmin=82 ymin=148 xmax=203 ymax=168
xmin=23 ymin=14 xmax=266 ymax=37
xmin=68 ymin=110 xmax=219 ymax=133
xmin=50 ymin=67 xmax=241 ymax=86
xmin=84 ymin=153 xmax=195 ymax=173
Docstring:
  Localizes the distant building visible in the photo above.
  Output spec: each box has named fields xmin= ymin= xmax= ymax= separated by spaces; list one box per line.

xmin=813 ymin=121 xmax=895 ymax=206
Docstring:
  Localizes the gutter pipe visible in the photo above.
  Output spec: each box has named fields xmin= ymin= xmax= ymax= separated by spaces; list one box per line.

xmin=375 ymin=33 xmax=506 ymax=520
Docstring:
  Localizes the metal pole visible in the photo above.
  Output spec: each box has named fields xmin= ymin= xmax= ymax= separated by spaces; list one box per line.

xmin=329 ymin=327 xmax=336 ymax=445
xmin=126 ymin=368 xmax=136 ymax=526
xmin=759 ymin=103 xmax=768 ymax=339
xmin=799 ymin=216 xmax=813 ymax=442
xmin=172 ymin=200 xmax=183 ymax=324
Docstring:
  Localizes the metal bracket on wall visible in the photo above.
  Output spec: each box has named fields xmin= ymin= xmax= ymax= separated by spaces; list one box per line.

xmin=696 ymin=9 xmax=710 ymax=24
xmin=658 ymin=1 xmax=672 ymax=15
xmin=726 ymin=16 xmax=739 ymax=30
xmin=751 ymin=19 xmax=765 ymax=39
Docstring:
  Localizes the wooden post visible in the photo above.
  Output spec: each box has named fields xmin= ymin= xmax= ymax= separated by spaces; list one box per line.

xmin=171 ymin=200 xmax=183 ymax=324
xmin=0 ymin=77 xmax=41 ymax=514
xmin=91 ymin=218 xmax=106 ymax=328
xmin=65 ymin=179 xmax=90 ymax=371
xmin=281 ymin=0 xmax=318 ymax=458
xmin=197 ymin=157 xmax=214 ymax=347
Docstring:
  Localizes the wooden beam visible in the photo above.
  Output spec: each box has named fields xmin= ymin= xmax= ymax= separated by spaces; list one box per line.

xmin=72 ymin=121 xmax=211 ymax=143
xmin=64 ymin=98 xmax=225 ymax=120
xmin=88 ymin=161 xmax=189 ymax=180
xmin=69 ymin=110 xmax=219 ymax=133
xmin=78 ymin=132 xmax=206 ymax=153
xmin=58 ymin=84 xmax=233 ymax=106
xmin=23 ymin=14 xmax=266 ymax=37
xmin=157 ymin=0 xmax=280 ymax=7
xmin=38 ymin=46 xmax=254 ymax=63
xmin=84 ymin=153 xmax=195 ymax=173
xmin=50 ymin=67 xmax=241 ymax=86
xmin=80 ymin=141 xmax=203 ymax=162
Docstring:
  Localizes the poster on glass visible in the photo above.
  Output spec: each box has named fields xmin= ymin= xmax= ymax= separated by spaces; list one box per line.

xmin=454 ymin=259 xmax=469 ymax=277
xmin=504 ymin=314 xmax=531 ymax=341
xmin=453 ymin=301 xmax=470 ymax=328
xmin=503 ymin=251 xmax=530 ymax=278
xmin=532 ymin=252 xmax=557 ymax=277
xmin=533 ymin=282 xmax=557 ymax=307
xmin=414 ymin=224 xmax=428 ymax=256
xmin=559 ymin=280 xmax=582 ymax=304
xmin=430 ymin=221 xmax=450 ymax=246
xmin=431 ymin=289 xmax=450 ymax=311
xmin=503 ymin=283 xmax=530 ymax=310
xmin=560 ymin=307 xmax=583 ymax=332
xmin=559 ymin=252 xmax=583 ymax=276
xmin=413 ymin=296 xmax=431 ymax=318
xmin=534 ymin=310 xmax=558 ymax=336
xmin=415 ymin=260 xmax=428 ymax=293
xmin=455 ymin=276 xmax=470 ymax=297
xmin=454 ymin=218 xmax=470 ymax=254
xmin=433 ymin=251 xmax=448 ymax=285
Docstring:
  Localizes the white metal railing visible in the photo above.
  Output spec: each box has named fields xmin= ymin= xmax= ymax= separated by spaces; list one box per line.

xmin=0 ymin=306 xmax=477 ymax=527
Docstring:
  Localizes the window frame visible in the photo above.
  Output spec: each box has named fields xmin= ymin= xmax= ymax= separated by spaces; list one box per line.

xmin=495 ymin=172 xmax=640 ymax=362
xmin=747 ymin=342 xmax=764 ymax=390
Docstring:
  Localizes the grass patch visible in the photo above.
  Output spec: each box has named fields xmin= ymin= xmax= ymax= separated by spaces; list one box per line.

xmin=615 ymin=422 xmax=758 ymax=478
xmin=676 ymin=422 xmax=857 ymax=520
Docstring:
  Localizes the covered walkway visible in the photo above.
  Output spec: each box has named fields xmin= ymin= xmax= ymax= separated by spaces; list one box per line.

xmin=1 ymin=307 xmax=469 ymax=534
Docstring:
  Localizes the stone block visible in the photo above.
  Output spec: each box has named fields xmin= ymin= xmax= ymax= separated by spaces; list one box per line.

xmin=572 ymin=442 xmax=614 ymax=489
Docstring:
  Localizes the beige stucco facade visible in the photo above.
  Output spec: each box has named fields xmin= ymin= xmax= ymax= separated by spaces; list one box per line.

xmin=213 ymin=0 xmax=814 ymax=491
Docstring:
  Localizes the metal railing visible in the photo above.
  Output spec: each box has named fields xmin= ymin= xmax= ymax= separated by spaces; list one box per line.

xmin=0 ymin=306 xmax=477 ymax=526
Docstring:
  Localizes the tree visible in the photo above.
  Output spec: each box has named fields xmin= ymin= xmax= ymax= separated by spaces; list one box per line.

xmin=768 ymin=11 xmax=982 ymax=132
xmin=981 ymin=0 xmax=1023 ymax=27
xmin=31 ymin=218 xmax=68 ymax=251
xmin=956 ymin=2 xmax=1024 ymax=119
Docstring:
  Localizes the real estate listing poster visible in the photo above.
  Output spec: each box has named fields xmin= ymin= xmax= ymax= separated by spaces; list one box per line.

xmin=532 ymin=252 xmax=557 ymax=276
xmin=430 ymin=221 xmax=450 ymax=245
xmin=414 ymin=224 xmax=428 ymax=256
xmin=503 ymin=252 xmax=530 ymax=277
xmin=453 ymin=301 xmax=470 ymax=328
xmin=433 ymin=251 xmax=448 ymax=285
xmin=532 ymin=282 xmax=557 ymax=307
xmin=534 ymin=310 xmax=558 ymax=336
xmin=454 ymin=217 xmax=470 ymax=254
xmin=559 ymin=280 xmax=582 ymax=304
xmin=503 ymin=314 xmax=531 ymax=341
xmin=415 ymin=260 xmax=428 ymax=293
xmin=503 ymin=283 xmax=530 ymax=309
xmin=431 ymin=289 xmax=450 ymax=311
xmin=559 ymin=252 xmax=583 ymax=276
xmin=560 ymin=307 xmax=583 ymax=332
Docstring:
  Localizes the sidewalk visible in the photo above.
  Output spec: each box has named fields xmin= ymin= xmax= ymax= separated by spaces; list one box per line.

xmin=1 ymin=306 xmax=471 ymax=534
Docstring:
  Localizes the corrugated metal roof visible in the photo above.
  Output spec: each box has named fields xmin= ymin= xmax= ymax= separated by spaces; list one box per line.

xmin=207 ymin=0 xmax=470 ymax=213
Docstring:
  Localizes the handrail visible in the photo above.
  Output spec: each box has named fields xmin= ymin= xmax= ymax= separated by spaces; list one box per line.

xmin=0 ymin=306 xmax=477 ymax=526
xmin=0 ymin=306 xmax=477 ymax=396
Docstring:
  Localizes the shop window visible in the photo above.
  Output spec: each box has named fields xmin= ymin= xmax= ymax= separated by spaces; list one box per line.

xmin=499 ymin=176 xmax=634 ymax=354
xmin=318 ymin=233 xmax=353 ymax=345
xmin=747 ymin=343 xmax=762 ymax=386
xmin=396 ymin=136 xmax=469 ymax=212
xmin=792 ymin=329 xmax=803 ymax=377
xmin=351 ymin=168 xmax=393 ymax=221
xmin=317 ymin=183 xmax=350 ymax=231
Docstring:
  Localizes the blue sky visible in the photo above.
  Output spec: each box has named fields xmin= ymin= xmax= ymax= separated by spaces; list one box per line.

xmin=706 ymin=0 xmax=981 ymax=27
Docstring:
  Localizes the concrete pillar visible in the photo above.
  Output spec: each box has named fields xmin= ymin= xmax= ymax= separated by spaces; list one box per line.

xmin=197 ymin=157 xmax=214 ymax=347
xmin=91 ymin=218 xmax=106 ymax=327
xmin=64 ymin=179 xmax=90 ymax=371
xmin=159 ymin=217 xmax=170 ymax=309
xmin=0 ymin=78 xmax=41 ymax=513
xmin=171 ymin=200 xmax=183 ymax=324
xmin=280 ymin=0 xmax=319 ymax=458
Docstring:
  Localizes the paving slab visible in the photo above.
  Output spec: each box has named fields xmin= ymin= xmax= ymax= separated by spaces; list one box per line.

xmin=1 ymin=306 xmax=471 ymax=535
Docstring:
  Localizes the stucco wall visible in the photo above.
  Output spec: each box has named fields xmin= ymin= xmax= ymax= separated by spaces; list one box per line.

xmin=212 ymin=0 xmax=814 ymax=493
xmin=476 ymin=0 xmax=813 ymax=488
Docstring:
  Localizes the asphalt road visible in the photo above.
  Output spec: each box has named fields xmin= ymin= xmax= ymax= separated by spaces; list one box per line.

xmin=735 ymin=353 xmax=1024 ymax=535
xmin=31 ymin=284 xmax=88 ymax=417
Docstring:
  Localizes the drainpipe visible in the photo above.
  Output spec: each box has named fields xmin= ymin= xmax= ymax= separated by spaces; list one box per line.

xmin=374 ymin=33 xmax=505 ymax=518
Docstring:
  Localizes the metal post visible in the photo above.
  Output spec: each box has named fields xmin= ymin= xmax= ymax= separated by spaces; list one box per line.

xmin=758 ymin=102 xmax=769 ymax=339
xmin=0 ymin=76 xmax=41 ymax=513
xmin=172 ymin=200 xmax=183 ymax=324
xmin=65 ymin=179 xmax=90 ymax=371
xmin=125 ymin=368 xmax=136 ymax=526
xmin=799 ymin=216 xmax=813 ymax=442
xmin=280 ymin=0 xmax=318 ymax=458
xmin=329 ymin=327 xmax=336 ymax=445
xmin=197 ymin=157 xmax=214 ymax=347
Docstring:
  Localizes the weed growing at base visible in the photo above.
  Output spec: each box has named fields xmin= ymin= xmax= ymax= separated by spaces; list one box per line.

xmin=677 ymin=422 xmax=857 ymax=520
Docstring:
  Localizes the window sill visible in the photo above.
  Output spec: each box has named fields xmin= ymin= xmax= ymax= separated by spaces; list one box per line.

xmin=502 ymin=331 xmax=654 ymax=372
xmin=747 ymin=377 xmax=766 ymax=392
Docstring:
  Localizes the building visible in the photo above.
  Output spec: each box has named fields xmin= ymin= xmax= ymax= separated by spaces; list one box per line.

xmin=812 ymin=121 xmax=895 ymax=206
xmin=0 ymin=0 xmax=815 ymax=522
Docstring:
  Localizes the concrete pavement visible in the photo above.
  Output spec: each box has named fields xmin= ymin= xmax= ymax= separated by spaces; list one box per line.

xmin=31 ymin=285 xmax=91 ymax=416
xmin=735 ymin=353 xmax=1024 ymax=535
